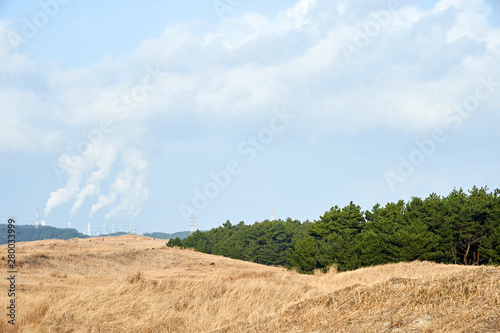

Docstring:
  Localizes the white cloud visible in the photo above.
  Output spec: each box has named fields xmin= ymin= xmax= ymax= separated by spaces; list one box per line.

xmin=2 ymin=0 xmax=499 ymax=219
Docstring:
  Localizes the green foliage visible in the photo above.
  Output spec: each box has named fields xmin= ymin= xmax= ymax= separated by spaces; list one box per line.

xmin=178 ymin=218 xmax=309 ymax=267
xmin=314 ymin=202 xmax=365 ymax=271
xmin=166 ymin=237 xmax=183 ymax=248
xmin=300 ymin=186 xmax=500 ymax=273
xmin=286 ymin=236 xmax=320 ymax=273
xmin=170 ymin=186 xmax=500 ymax=274
xmin=446 ymin=186 xmax=499 ymax=265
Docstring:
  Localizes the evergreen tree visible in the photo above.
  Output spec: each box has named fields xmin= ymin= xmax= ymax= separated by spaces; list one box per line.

xmin=286 ymin=236 xmax=321 ymax=273
xmin=308 ymin=202 xmax=365 ymax=271
xmin=166 ymin=237 xmax=183 ymax=248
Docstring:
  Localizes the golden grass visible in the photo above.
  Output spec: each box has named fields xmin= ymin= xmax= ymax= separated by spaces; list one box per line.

xmin=0 ymin=234 xmax=498 ymax=332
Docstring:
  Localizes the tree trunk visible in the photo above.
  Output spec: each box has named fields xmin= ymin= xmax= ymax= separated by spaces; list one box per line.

xmin=464 ymin=242 xmax=471 ymax=265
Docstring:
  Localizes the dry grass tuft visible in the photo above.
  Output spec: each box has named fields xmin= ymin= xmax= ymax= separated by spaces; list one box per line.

xmin=127 ymin=269 xmax=142 ymax=283
xmin=49 ymin=272 xmax=67 ymax=279
xmin=0 ymin=235 xmax=498 ymax=332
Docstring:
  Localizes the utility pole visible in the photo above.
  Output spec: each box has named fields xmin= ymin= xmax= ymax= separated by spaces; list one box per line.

xmin=190 ymin=214 xmax=194 ymax=235
xmin=35 ymin=208 xmax=39 ymax=228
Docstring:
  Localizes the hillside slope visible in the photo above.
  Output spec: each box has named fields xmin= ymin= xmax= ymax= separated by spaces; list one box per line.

xmin=1 ymin=235 xmax=498 ymax=332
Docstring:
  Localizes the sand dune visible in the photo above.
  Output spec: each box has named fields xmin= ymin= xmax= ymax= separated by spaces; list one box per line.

xmin=1 ymin=234 xmax=498 ymax=332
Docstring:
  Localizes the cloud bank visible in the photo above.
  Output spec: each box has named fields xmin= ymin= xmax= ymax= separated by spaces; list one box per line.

xmin=1 ymin=0 xmax=498 ymax=219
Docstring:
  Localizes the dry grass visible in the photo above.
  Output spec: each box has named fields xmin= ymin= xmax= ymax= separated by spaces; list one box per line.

xmin=0 ymin=234 xmax=498 ymax=332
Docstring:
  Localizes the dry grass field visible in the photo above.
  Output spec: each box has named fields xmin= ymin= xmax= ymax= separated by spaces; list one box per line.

xmin=0 ymin=234 xmax=498 ymax=332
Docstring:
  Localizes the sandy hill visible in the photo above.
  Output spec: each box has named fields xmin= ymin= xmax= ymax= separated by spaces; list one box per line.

xmin=1 ymin=234 xmax=498 ymax=332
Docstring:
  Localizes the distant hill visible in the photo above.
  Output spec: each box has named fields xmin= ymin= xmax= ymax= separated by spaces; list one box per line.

xmin=0 ymin=224 xmax=191 ymax=244
xmin=104 ymin=232 xmax=129 ymax=237
xmin=0 ymin=224 xmax=89 ymax=244
xmin=143 ymin=231 xmax=191 ymax=240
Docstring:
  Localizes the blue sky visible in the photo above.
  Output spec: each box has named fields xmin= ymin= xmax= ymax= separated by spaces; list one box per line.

xmin=0 ymin=0 xmax=499 ymax=235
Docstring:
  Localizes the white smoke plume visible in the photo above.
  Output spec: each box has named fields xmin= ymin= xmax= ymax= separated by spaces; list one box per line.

xmin=45 ymin=138 xmax=148 ymax=220
xmin=69 ymin=145 xmax=117 ymax=217
xmin=44 ymin=157 xmax=83 ymax=216
xmin=88 ymin=149 xmax=148 ymax=219
xmin=69 ymin=184 xmax=98 ymax=217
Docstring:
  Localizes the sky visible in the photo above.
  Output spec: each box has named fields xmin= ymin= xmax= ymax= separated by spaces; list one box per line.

xmin=0 ymin=0 xmax=499 ymax=235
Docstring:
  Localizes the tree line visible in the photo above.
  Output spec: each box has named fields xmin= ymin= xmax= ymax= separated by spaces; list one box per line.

xmin=144 ymin=231 xmax=191 ymax=240
xmin=170 ymin=218 xmax=311 ymax=266
xmin=167 ymin=186 xmax=500 ymax=273
xmin=0 ymin=225 xmax=89 ymax=245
